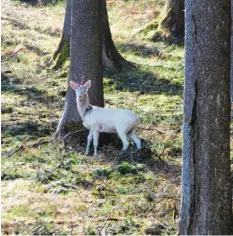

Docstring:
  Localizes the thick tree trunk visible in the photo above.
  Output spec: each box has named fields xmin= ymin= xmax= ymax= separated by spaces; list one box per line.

xmin=179 ymin=0 xmax=233 ymax=234
xmin=55 ymin=0 xmax=103 ymax=140
xmin=231 ymin=0 xmax=233 ymax=101
xmin=52 ymin=0 xmax=129 ymax=71
xmin=160 ymin=0 xmax=184 ymax=38
xmin=52 ymin=0 xmax=71 ymax=70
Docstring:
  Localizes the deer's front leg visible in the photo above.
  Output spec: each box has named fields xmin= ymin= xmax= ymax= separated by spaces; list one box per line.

xmin=93 ymin=130 xmax=99 ymax=157
xmin=85 ymin=130 xmax=93 ymax=155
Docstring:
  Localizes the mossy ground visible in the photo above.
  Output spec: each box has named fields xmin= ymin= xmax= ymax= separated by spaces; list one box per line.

xmin=1 ymin=0 xmax=232 ymax=235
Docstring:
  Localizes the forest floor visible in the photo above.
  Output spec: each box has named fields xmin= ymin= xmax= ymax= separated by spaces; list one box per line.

xmin=1 ymin=0 xmax=232 ymax=235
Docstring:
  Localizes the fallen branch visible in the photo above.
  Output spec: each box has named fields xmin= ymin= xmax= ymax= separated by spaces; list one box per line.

xmin=97 ymin=217 xmax=126 ymax=222
xmin=2 ymin=46 xmax=24 ymax=63
xmin=97 ymin=217 xmax=109 ymax=235
xmin=7 ymin=138 xmax=30 ymax=158
xmin=7 ymin=139 xmax=50 ymax=158
xmin=153 ymin=193 xmax=180 ymax=202
xmin=56 ymin=129 xmax=87 ymax=142
xmin=7 ymin=145 xmax=25 ymax=158
xmin=139 ymin=126 xmax=169 ymax=134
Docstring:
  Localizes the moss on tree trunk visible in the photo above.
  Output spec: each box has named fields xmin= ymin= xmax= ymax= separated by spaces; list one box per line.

xmin=138 ymin=0 xmax=184 ymax=43
xmin=53 ymin=40 xmax=70 ymax=70
xmin=52 ymin=0 xmax=131 ymax=71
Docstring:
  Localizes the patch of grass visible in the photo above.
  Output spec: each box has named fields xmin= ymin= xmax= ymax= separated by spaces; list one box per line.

xmin=1 ymin=0 xmax=187 ymax=234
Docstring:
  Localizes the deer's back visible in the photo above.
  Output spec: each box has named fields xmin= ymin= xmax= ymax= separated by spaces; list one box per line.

xmin=83 ymin=107 xmax=139 ymax=133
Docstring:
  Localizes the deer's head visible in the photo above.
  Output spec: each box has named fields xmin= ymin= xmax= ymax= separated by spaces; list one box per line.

xmin=70 ymin=80 xmax=91 ymax=103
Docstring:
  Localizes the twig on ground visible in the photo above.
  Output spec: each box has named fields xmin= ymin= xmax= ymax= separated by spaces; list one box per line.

xmin=7 ymin=139 xmax=50 ymax=158
xmin=97 ymin=217 xmax=109 ymax=235
xmin=56 ymin=129 xmax=87 ymax=142
xmin=153 ymin=193 xmax=180 ymax=202
xmin=7 ymin=145 xmax=25 ymax=158
xmin=2 ymin=47 xmax=24 ymax=62
xmin=139 ymin=126 xmax=169 ymax=134
xmin=97 ymin=217 xmax=125 ymax=222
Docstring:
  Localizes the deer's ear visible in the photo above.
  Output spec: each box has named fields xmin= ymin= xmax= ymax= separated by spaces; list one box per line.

xmin=83 ymin=80 xmax=91 ymax=89
xmin=70 ymin=81 xmax=79 ymax=89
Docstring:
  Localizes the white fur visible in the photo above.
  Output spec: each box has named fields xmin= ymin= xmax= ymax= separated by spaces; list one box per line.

xmin=71 ymin=80 xmax=141 ymax=156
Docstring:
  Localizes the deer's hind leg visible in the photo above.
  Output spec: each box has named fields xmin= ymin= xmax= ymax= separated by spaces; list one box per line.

xmin=128 ymin=130 xmax=141 ymax=150
xmin=117 ymin=130 xmax=129 ymax=152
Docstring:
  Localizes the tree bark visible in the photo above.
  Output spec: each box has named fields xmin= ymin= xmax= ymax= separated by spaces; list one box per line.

xmin=52 ymin=0 xmax=71 ymax=70
xmin=231 ymin=0 xmax=233 ymax=101
xmin=101 ymin=0 xmax=130 ymax=70
xmin=179 ymin=0 xmax=233 ymax=234
xmin=137 ymin=0 xmax=184 ymax=42
xmin=55 ymin=0 xmax=103 ymax=140
xmin=160 ymin=0 xmax=184 ymax=38
xmin=53 ymin=0 xmax=129 ymax=71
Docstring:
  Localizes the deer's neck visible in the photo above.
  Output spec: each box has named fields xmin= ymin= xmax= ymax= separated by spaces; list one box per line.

xmin=77 ymin=96 xmax=92 ymax=120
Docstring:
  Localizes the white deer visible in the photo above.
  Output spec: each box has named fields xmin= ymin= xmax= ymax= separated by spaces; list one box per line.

xmin=70 ymin=80 xmax=142 ymax=157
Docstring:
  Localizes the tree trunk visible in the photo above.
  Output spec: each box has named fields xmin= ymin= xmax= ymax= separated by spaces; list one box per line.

xmin=160 ymin=0 xmax=184 ymax=38
xmin=137 ymin=0 xmax=184 ymax=42
xmin=179 ymin=0 xmax=233 ymax=234
xmin=52 ymin=0 xmax=129 ymax=71
xmin=231 ymin=0 xmax=233 ymax=101
xmin=101 ymin=0 xmax=131 ymax=70
xmin=54 ymin=0 xmax=103 ymax=140
xmin=52 ymin=0 xmax=71 ymax=70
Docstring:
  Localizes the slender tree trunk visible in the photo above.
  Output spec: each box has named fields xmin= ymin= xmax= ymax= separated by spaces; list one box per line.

xmin=179 ymin=0 xmax=233 ymax=234
xmin=52 ymin=0 xmax=71 ymax=70
xmin=101 ymin=0 xmax=130 ymax=70
xmin=52 ymin=0 xmax=129 ymax=71
xmin=55 ymin=0 xmax=103 ymax=140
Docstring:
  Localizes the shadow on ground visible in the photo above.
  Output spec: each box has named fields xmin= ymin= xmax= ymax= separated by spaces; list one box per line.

xmin=2 ymin=120 xmax=51 ymax=137
xmin=117 ymin=42 xmax=162 ymax=58
xmin=104 ymin=65 xmax=183 ymax=96
xmin=1 ymin=73 xmax=57 ymax=104
xmin=1 ymin=74 xmax=56 ymax=138
xmin=2 ymin=16 xmax=60 ymax=38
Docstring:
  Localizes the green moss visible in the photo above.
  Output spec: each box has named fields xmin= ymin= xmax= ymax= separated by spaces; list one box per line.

xmin=103 ymin=78 xmax=117 ymax=93
xmin=139 ymin=20 xmax=159 ymax=35
xmin=53 ymin=40 xmax=70 ymax=70
xmin=2 ymin=1 xmax=186 ymax=234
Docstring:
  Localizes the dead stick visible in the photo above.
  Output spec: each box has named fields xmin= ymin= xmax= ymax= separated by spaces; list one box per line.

xmin=7 ymin=145 xmax=24 ymax=158
xmin=2 ymin=47 xmax=23 ymax=62
xmin=97 ymin=217 xmax=125 ymax=222
xmin=56 ymin=129 xmax=87 ymax=142
xmin=7 ymin=139 xmax=49 ymax=158
xmin=139 ymin=127 xmax=169 ymax=134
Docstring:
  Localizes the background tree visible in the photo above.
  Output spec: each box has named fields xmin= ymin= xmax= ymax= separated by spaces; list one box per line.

xmin=52 ymin=0 xmax=71 ymax=70
xmin=137 ymin=0 xmax=184 ymax=42
xmin=159 ymin=0 xmax=184 ymax=38
xmin=55 ymin=0 xmax=103 ymax=139
xmin=101 ymin=0 xmax=129 ymax=69
xmin=179 ymin=0 xmax=233 ymax=234
xmin=53 ymin=0 xmax=129 ymax=71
